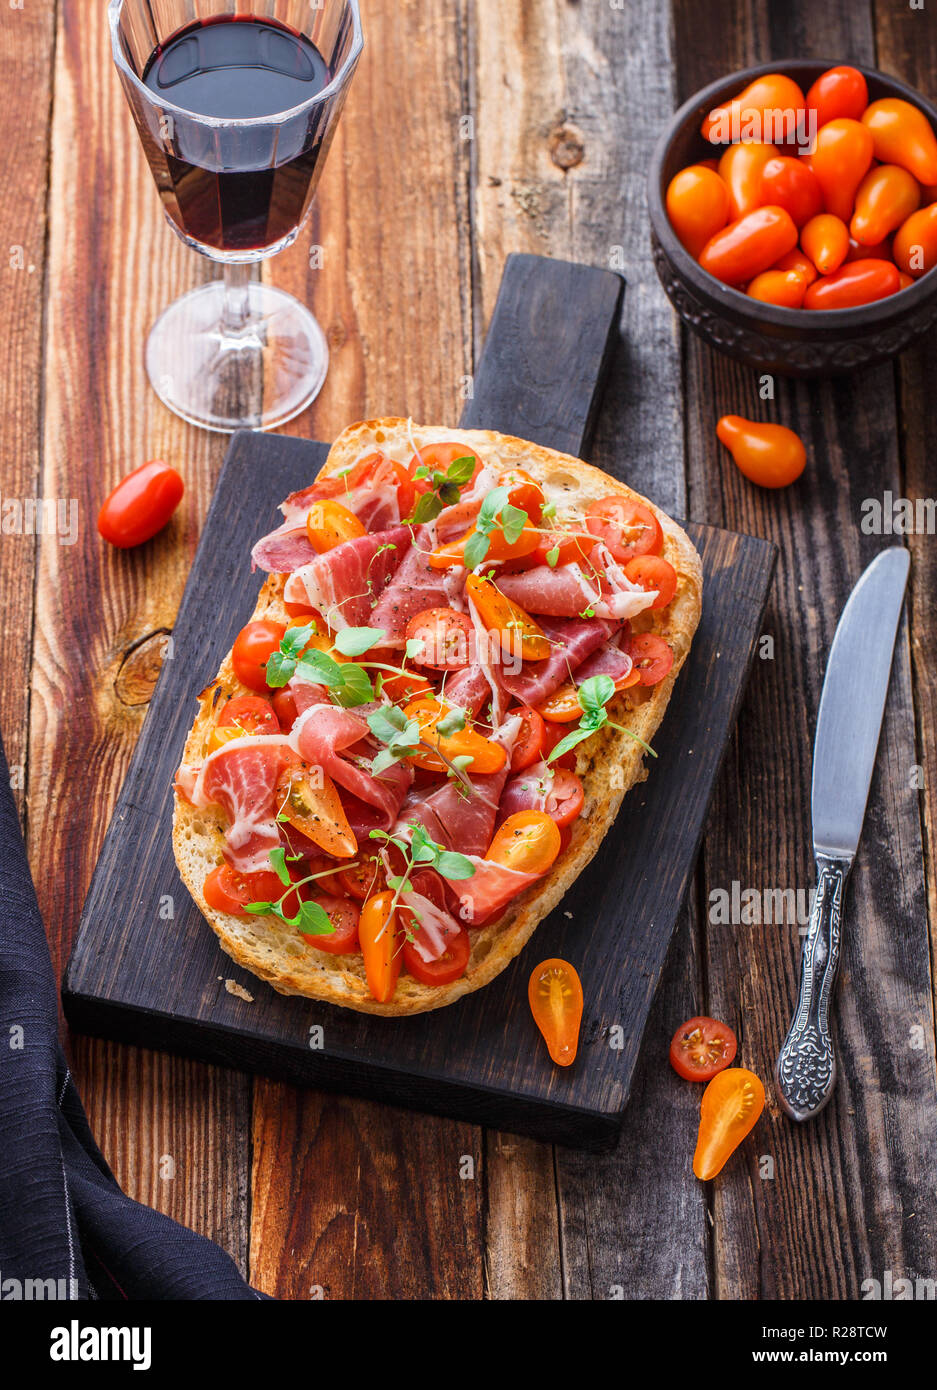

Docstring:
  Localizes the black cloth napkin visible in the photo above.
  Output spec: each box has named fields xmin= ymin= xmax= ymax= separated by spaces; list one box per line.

xmin=0 ymin=734 xmax=267 ymax=1300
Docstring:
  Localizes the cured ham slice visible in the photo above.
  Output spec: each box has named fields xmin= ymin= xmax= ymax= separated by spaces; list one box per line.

xmin=399 ymin=869 xmax=464 ymax=964
xmin=251 ymin=475 xmax=402 ymax=573
xmin=500 ymin=616 xmax=617 ymax=707
xmin=571 ymin=643 xmax=634 ymax=686
xmin=444 ymin=663 xmax=499 ymax=718
xmin=369 ymin=526 xmax=465 ymax=644
xmin=289 ymin=526 xmax=411 ymax=631
xmin=497 ymin=558 xmax=655 ymax=622
xmin=447 ymin=856 xmax=541 ymax=926
xmin=498 ymin=760 xmax=556 ymax=821
xmin=201 ymin=742 xmax=282 ymax=873
xmin=395 ymin=715 xmax=520 ymax=856
xmin=293 ymin=704 xmax=413 ymax=828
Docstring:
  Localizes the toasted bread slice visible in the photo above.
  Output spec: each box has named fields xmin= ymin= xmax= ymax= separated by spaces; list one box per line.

xmin=173 ymin=420 xmax=702 ymax=1015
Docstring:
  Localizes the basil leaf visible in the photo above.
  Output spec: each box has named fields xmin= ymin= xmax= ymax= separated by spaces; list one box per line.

xmin=546 ymin=726 xmax=593 ymax=763
xmin=446 ymin=455 xmax=478 ymax=486
xmin=545 ymin=544 xmax=561 ymax=568
xmin=462 ymin=530 xmax=490 ymax=571
xmin=268 ymin=846 xmax=290 ymax=887
xmin=436 ymin=707 xmax=467 ymax=738
xmin=436 ymin=850 xmax=476 ymax=880
xmin=334 ymin=663 xmax=375 ymax=707
xmin=297 ymin=901 xmax=336 ymax=936
xmin=334 ymin=626 xmax=385 ymax=657
xmin=578 ymin=673 xmax=615 ymax=715
xmin=282 ymin=623 xmax=316 ymax=655
xmin=500 ymin=503 xmax=528 ymax=545
xmin=265 ymin=651 xmax=295 ymax=688
xmin=296 ymin=649 xmax=343 ymax=687
xmin=410 ymin=491 xmax=442 ymax=525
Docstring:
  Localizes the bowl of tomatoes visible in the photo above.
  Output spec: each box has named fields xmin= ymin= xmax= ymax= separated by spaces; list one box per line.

xmin=648 ymin=59 xmax=937 ymax=375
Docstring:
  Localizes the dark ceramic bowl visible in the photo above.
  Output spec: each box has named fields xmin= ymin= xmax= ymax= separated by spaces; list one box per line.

xmin=648 ymin=59 xmax=937 ymax=376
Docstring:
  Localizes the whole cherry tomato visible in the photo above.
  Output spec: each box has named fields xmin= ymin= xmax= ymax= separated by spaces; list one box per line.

xmin=808 ymin=117 xmax=874 ymax=221
xmin=805 ymin=65 xmax=869 ymax=130
xmin=800 ymin=212 xmax=850 ymax=274
xmin=702 ymin=73 xmax=806 ymax=145
xmin=698 ymin=206 xmax=798 ymax=285
xmin=693 ymin=1067 xmax=765 ymax=1180
xmin=773 ymin=247 xmax=818 ymax=285
xmin=665 ymin=164 xmax=730 ymax=258
xmin=670 ymin=1015 xmax=738 ymax=1082
xmin=862 ymin=97 xmax=937 ymax=185
xmin=760 ymin=154 xmax=823 ymax=227
xmin=803 ymin=258 xmax=901 ymax=309
xmin=893 ymin=201 xmax=937 ymax=276
xmin=716 ymin=416 xmax=806 ymax=488
xmin=898 ymin=271 xmax=915 ymax=290
xmin=844 ymin=234 xmax=893 ymax=263
xmin=746 ymin=267 xmax=808 ymax=307
xmin=97 ymin=460 xmax=184 ymax=549
xmin=528 ymin=958 xmax=584 ymax=1067
xmin=717 ymin=141 xmax=778 ymax=220
xmin=850 ymin=164 xmax=920 ymax=246
xmin=232 ymin=619 xmax=287 ymax=693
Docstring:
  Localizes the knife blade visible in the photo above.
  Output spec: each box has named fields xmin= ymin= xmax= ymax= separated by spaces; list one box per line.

xmin=776 ymin=546 xmax=910 ymax=1122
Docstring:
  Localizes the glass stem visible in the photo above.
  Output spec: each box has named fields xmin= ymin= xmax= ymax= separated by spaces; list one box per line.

xmin=221 ymin=262 xmax=252 ymax=336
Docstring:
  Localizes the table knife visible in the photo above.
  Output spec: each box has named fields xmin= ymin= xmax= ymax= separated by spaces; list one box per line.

xmin=775 ymin=546 xmax=910 ymax=1122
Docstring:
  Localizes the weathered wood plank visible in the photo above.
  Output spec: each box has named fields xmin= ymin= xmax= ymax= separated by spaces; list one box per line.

xmin=0 ymin=0 xmax=57 ymax=814
xmin=248 ymin=0 xmax=484 ymax=1298
xmin=34 ymin=0 xmax=250 ymax=1272
xmin=673 ymin=0 xmax=937 ymax=1299
xmin=470 ymin=0 xmax=706 ymax=1298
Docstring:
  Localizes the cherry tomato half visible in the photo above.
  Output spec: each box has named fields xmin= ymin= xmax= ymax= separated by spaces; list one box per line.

xmin=276 ymin=759 xmax=357 ymax=859
xmin=624 ymin=555 xmax=678 ymax=610
xmin=402 ymin=923 xmax=471 ymax=987
xmin=407 ymin=442 xmax=484 ymax=496
xmin=486 ymin=810 xmax=561 ymax=875
xmin=97 ymin=460 xmax=184 ymax=549
xmin=528 ymin=958 xmax=583 ymax=1067
xmin=338 ymin=857 xmax=384 ymax=902
xmin=232 ymin=620 xmax=287 ymax=694
xmin=306 ymin=498 xmax=367 ymax=553
xmin=212 ymin=695 xmax=280 ymax=750
xmin=203 ymin=865 xmax=284 ymax=917
xmin=510 ymin=706 xmax=547 ymax=772
xmin=531 ymin=529 xmax=597 ymax=568
xmin=716 ymin=416 xmax=807 ymax=488
xmin=349 ymin=452 xmax=418 ymax=521
xmin=693 ymin=1068 xmax=766 ymax=1180
xmin=669 ymin=1015 xmax=738 ymax=1081
xmin=498 ymin=467 xmax=545 ymax=524
xmin=301 ymin=893 xmax=360 ymax=954
xmin=358 ymin=890 xmax=402 ymax=1002
xmin=585 ymin=496 xmax=663 ymax=564
xmin=629 ymin=633 xmax=674 ymax=687
xmin=405 ymin=607 xmax=473 ymax=670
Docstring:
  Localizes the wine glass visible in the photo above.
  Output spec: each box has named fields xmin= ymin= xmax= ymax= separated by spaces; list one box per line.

xmin=109 ymin=0 xmax=363 ymax=432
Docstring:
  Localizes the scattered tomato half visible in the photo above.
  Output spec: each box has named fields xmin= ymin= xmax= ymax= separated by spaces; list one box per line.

xmin=716 ymin=415 xmax=807 ymax=488
xmin=586 ymin=496 xmax=663 ymax=563
xmin=301 ymin=893 xmax=359 ymax=954
xmin=693 ymin=1068 xmax=766 ymax=1180
xmin=232 ymin=620 xmax=287 ymax=693
xmin=276 ymin=759 xmax=357 ymax=859
xmin=97 ymin=460 xmax=184 ymax=549
xmin=405 ymin=607 xmax=473 ymax=670
xmin=528 ymin=958 xmax=584 ymax=1067
xmin=669 ymin=1015 xmax=738 ymax=1081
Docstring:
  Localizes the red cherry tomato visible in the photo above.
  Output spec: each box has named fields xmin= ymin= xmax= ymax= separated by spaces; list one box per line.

xmin=669 ymin=1015 xmax=739 ymax=1082
xmin=545 ymin=768 xmax=585 ymax=828
xmin=803 ymin=258 xmax=901 ymax=309
xmin=231 ymin=620 xmax=287 ymax=694
xmin=302 ymin=893 xmax=360 ymax=954
xmin=623 ymin=555 xmax=678 ymax=610
xmin=805 ymin=66 xmax=869 ymax=130
xmin=760 ymin=155 xmax=823 ymax=228
xmin=217 ymin=695 xmax=280 ymax=737
xmin=541 ymin=717 xmax=577 ymax=769
xmin=629 ymin=633 xmax=674 ymax=686
xmin=844 ymin=234 xmax=894 ymax=263
xmin=498 ymin=468 xmax=545 ymax=524
xmin=203 ymin=865 xmax=285 ymax=917
xmin=338 ymin=857 xmax=384 ymax=902
xmin=97 ymin=461 xmax=184 ymax=549
xmin=407 ymin=442 xmax=484 ymax=496
xmin=510 ymin=706 xmax=547 ymax=772
xmin=665 ymin=164 xmax=731 ymax=258
xmin=716 ymin=416 xmax=807 ymax=488
xmin=350 ymin=452 xmax=417 ymax=520
xmin=270 ymin=688 xmax=299 ymax=732
xmin=405 ymin=607 xmax=473 ymax=671
xmin=585 ymin=496 xmax=663 ymax=563
xmin=808 ymin=117 xmax=874 ymax=222
xmin=699 ymin=206 xmax=799 ymax=286
xmin=401 ymin=923 xmax=471 ymax=986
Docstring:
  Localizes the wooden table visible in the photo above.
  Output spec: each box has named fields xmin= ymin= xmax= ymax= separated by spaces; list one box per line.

xmin=4 ymin=0 xmax=936 ymax=1299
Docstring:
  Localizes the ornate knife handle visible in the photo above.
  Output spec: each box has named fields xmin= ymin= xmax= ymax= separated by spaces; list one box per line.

xmin=775 ymin=853 xmax=851 ymax=1122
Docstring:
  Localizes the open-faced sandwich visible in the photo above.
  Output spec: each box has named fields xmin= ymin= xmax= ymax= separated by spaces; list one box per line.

xmin=173 ymin=420 xmax=702 ymax=1015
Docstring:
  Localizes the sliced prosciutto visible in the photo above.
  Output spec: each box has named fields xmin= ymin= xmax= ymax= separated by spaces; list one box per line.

xmin=396 ymin=715 xmax=520 ymax=856
xmin=251 ymin=472 xmax=403 ymax=574
xmin=287 ymin=526 xmax=411 ymax=631
xmin=500 ymin=616 xmax=617 ymax=707
xmin=497 ymin=557 xmax=655 ymax=622
xmin=293 ymin=704 xmax=412 ymax=828
xmin=399 ymin=868 xmax=465 ymax=964
xmin=499 ymin=760 xmax=557 ymax=821
xmin=201 ymin=742 xmax=283 ymax=873
xmin=369 ymin=526 xmax=466 ymax=645
xmin=444 ymin=663 xmax=500 ymax=718
xmin=571 ymin=642 xmax=634 ymax=687
xmin=447 ymin=857 xmax=541 ymax=926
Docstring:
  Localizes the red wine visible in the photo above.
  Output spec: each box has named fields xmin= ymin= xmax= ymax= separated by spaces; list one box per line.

xmin=142 ymin=16 xmax=334 ymax=254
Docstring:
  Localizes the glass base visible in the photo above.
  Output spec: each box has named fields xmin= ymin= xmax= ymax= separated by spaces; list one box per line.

xmin=145 ymin=280 xmax=328 ymax=433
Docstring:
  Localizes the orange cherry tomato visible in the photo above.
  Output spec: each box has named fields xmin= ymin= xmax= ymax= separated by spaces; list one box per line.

xmin=585 ymin=496 xmax=663 ymax=563
xmin=305 ymin=498 xmax=366 ymax=553
xmin=401 ymin=922 xmax=471 ymax=987
xmin=358 ymin=891 xmax=402 ymax=1002
xmin=403 ymin=698 xmax=507 ymax=775
xmin=405 ymin=607 xmax=473 ymax=670
xmin=212 ymin=694 xmax=280 ymax=750
xmin=670 ymin=1015 xmax=738 ymax=1082
xmin=850 ymin=164 xmax=920 ymax=246
xmin=624 ymin=555 xmax=678 ymax=609
xmin=803 ymin=258 xmax=901 ymax=309
xmin=528 ymin=958 xmax=584 ymax=1067
xmin=716 ymin=416 xmax=806 ymax=489
xmin=338 ymin=856 xmax=384 ymax=902
xmin=808 ymin=117 xmax=874 ymax=221
xmin=716 ymin=141 xmax=778 ymax=220
xmin=275 ymin=760 xmax=358 ymax=859
xmin=486 ymin=810 xmax=561 ymax=875
xmin=760 ymin=155 xmax=823 ymax=227
xmin=630 ymin=633 xmax=674 ymax=686
xmin=465 ymin=572 xmax=550 ymax=662
xmin=665 ymin=164 xmax=730 ymax=258
xmin=773 ymin=247 xmax=818 ymax=285
xmin=844 ymin=234 xmax=893 ymax=263
xmin=746 ymin=268 xmax=808 ymax=307
xmin=97 ymin=460 xmax=184 ymax=549
xmin=698 ymin=206 xmax=799 ymax=286
xmin=862 ymin=97 xmax=937 ymax=185
xmin=800 ymin=212 xmax=850 ymax=274
xmin=510 ymin=706 xmax=547 ymax=772
xmin=498 ymin=467 xmax=545 ymax=524
xmin=428 ymin=520 xmax=541 ymax=570
xmin=407 ymin=442 xmax=484 ymax=494
xmin=701 ymin=73 xmax=806 ymax=145
xmin=232 ymin=619 xmax=287 ymax=693
xmin=893 ymin=201 xmax=937 ymax=276
xmin=899 ymin=271 xmax=915 ymax=290
xmin=805 ymin=65 xmax=869 ymax=130
xmin=300 ymin=893 xmax=360 ymax=954
xmin=203 ymin=865 xmax=285 ymax=917
xmin=693 ymin=1067 xmax=765 ymax=1180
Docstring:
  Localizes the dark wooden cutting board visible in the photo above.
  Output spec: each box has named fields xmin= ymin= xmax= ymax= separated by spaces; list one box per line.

xmin=63 ymin=253 xmax=775 ymax=1150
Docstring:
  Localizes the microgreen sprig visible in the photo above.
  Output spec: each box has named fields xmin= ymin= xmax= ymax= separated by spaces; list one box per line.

xmin=244 ymin=846 xmax=356 ymax=936
xmin=546 ymin=674 xmax=657 ymax=764
xmin=463 ymin=487 xmax=529 ymax=570
xmin=368 ymin=823 xmax=474 ymax=926
xmin=408 ymin=454 xmax=478 ymax=525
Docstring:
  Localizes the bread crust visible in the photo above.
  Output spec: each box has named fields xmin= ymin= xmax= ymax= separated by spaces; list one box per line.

xmin=172 ymin=420 xmax=702 ymax=1015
